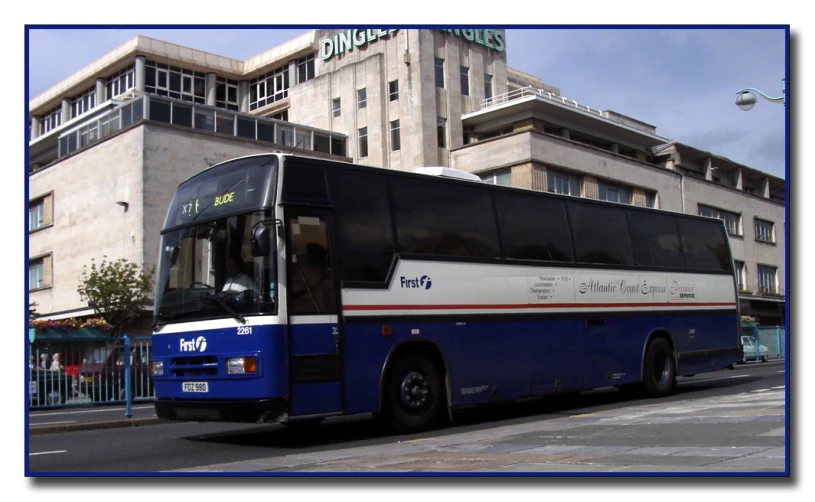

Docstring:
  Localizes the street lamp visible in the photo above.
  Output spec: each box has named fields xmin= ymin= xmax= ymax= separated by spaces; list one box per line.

xmin=735 ymin=78 xmax=785 ymax=111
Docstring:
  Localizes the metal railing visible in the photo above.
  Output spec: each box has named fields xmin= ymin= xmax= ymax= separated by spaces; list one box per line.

xmin=483 ymin=87 xmax=605 ymax=118
xmin=28 ymin=335 xmax=154 ymax=410
xmin=741 ymin=325 xmax=786 ymax=363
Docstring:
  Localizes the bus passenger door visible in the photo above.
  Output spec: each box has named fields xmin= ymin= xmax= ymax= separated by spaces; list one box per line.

xmin=285 ymin=208 xmax=342 ymax=417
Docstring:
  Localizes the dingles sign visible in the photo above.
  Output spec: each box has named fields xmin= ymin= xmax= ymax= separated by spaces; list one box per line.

xmin=320 ymin=29 xmax=505 ymax=62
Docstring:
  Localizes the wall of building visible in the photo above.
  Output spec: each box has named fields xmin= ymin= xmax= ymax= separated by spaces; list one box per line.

xmin=289 ymin=29 xmax=509 ymax=172
xmin=682 ymin=176 xmax=786 ymax=295
xmin=451 ymin=130 xmax=683 ymax=210
xmin=29 ymin=127 xmax=146 ymax=314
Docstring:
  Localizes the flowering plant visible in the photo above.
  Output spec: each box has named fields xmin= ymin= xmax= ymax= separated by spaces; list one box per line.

xmin=30 ymin=318 xmax=114 ymax=332
xmin=740 ymin=315 xmax=756 ymax=324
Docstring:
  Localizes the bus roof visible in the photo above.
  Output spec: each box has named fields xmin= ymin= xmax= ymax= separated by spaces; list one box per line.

xmin=413 ymin=166 xmax=482 ymax=182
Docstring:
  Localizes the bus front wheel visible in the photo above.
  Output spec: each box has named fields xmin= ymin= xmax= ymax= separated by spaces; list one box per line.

xmin=643 ymin=338 xmax=677 ymax=398
xmin=381 ymin=352 xmax=445 ymax=434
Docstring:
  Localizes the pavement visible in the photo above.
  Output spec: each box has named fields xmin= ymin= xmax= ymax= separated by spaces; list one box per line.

xmin=28 ymin=361 xmax=788 ymax=474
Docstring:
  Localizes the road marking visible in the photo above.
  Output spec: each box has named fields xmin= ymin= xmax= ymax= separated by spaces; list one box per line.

xmin=29 ymin=421 xmax=77 ymax=427
xmin=777 ymin=370 xmax=786 ymax=373
xmin=679 ymin=374 xmax=749 ymax=384
xmin=772 ymin=386 xmax=786 ymax=390
xmin=29 ymin=450 xmax=67 ymax=456
xmin=30 ymin=405 xmax=154 ymax=418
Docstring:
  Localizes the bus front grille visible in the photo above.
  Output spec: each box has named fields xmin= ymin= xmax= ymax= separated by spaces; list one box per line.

xmin=170 ymin=355 xmax=219 ymax=377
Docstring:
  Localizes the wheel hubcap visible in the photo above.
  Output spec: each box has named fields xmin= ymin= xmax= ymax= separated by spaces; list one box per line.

xmin=399 ymin=371 xmax=429 ymax=411
xmin=654 ymin=353 xmax=670 ymax=386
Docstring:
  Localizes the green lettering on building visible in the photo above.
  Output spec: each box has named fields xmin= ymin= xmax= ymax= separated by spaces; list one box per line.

xmin=440 ymin=29 xmax=505 ymax=52
xmin=321 ymin=29 xmax=399 ymax=61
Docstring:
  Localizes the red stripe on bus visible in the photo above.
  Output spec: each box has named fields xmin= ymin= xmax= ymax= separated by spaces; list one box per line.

xmin=343 ymin=302 xmax=737 ymax=311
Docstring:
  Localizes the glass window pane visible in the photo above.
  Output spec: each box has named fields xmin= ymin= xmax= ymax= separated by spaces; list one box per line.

xmin=392 ymin=177 xmax=499 ymax=258
xmin=257 ymin=121 xmax=274 ymax=142
xmin=677 ymin=218 xmax=731 ymax=272
xmin=628 ymin=210 xmax=685 ymax=269
xmin=568 ymin=202 xmax=634 ymax=266
xmin=216 ymin=113 xmax=234 ymax=135
xmin=314 ymin=134 xmax=330 ymax=153
xmin=194 ymin=110 xmax=215 ymax=131
xmin=495 ymin=192 xmax=572 ymax=262
xmin=435 ymin=58 xmax=445 ymax=88
xmin=172 ymin=104 xmax=192 ymax=128
xmin=329 ymin=170 xmax=395 ymax=282
xmin=150 ymin=100 xmax=172 ymax=124
xmin=236 ymin=118 xmax=256 ymax=139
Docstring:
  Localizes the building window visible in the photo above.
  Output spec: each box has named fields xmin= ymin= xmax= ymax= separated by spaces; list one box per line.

xmin=735 ymin=260 xmax=747 ymax=291
xmin=757 ymin=265 xmax=778 ymax=295
xmin=41 ymin=107 xmax=61 ymax=135
xmin=106 ymin=66 xmax=135 ymax=100
xmin=249 ymin=65 xmax=289 ymax=111
xmin=435 ymin=58 xmax=445 ymax=88
xmin=276 ymin=125 xmax=295 ymax=147
xmin=357 ymin=88 xmax=367 ymax=109
xmin=698 ymin=204 xmax=742 ymax=236
xmin=71 ymin=87 xmax=96 ymax=118
xmin=484 ymin=73 xmax=493 ymax=101
xmin=480 ymin=169 xmax=512 ymax=186
xmin=29 ymin=198 xmax=44 ymax=232
xmin=754 ymin=218 xmax=775 ymax=243
xmin=145 ymin=61 xmax=206 ymax=104
xmin=332 ymin=98 xmax=341 ymax=118
xmin=547 ymin=170 xmax=580 ymax=196
xmin=215 ymin=77 xmax=239 ymax=111
xmin=29 ymin=255 xmax=50 ymax=290
xmin=268 ymin=110 xmax=288 ymax=122
xmin=599 ymin=181 xmax=631 ymax=204
xmin=297 ymin=54 xmax=315 ymax=84
xmin=646 ymin=192 xmax=657 ymax=208
xmin=436 ymin=117 xmax=447 ymax=148
xmin=389 ymin=80 xmax=399 ymax=101
xmin=460 ymin=66 xmax=470 ymax=96
xmin=390 ymin=120 xmax=401 ymax=152
xmin=358 ymin=127 xmax=368 ymax=158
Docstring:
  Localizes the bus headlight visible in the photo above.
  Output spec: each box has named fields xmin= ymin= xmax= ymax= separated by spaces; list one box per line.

xmin=151 ymin=361 xmax=164 ymax=376
xmin=226 ymin=357 xmax=257 ymax=374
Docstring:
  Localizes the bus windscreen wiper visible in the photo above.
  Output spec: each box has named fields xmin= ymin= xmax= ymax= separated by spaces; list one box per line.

xmin=152 ymin=311 xmax=195 ymax=332
xmin=201 ymin=293 xmax=247 ymax=324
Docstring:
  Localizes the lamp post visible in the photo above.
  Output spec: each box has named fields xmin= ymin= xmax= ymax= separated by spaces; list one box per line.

xmin=735 ymin=78 xmax=785 ymax=111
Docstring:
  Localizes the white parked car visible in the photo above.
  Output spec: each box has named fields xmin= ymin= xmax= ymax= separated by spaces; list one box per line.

xmin=741 ymin=335 xmax=769 ymax=363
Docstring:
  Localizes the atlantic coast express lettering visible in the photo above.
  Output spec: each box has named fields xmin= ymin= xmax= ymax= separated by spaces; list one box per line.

xmin=320 ymin=29 xmax=505 ymax=62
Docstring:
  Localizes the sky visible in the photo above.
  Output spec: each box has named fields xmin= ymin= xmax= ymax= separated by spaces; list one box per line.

xmin=27 ymin=27 xmax=787 ymax=179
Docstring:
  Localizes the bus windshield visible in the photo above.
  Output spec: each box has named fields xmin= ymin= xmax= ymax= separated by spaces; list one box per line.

xmin=154 ymin=210 xmax=276 ymax=328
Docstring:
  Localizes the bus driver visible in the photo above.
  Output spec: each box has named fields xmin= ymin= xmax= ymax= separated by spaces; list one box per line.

xmin=221 ymin=256 xmax=258 ymax=294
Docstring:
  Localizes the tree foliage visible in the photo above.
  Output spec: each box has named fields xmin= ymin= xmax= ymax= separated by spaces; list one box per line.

xmin=77 ymin=257 xmax=155 ymax=337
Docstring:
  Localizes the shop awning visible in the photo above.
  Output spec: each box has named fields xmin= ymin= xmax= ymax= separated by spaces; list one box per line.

xmin=29 ymin=328 xmax=112 ymax=344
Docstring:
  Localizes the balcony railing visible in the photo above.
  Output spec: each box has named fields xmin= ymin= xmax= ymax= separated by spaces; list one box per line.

xmin=483 ymin=87 xmax=605 ymax=118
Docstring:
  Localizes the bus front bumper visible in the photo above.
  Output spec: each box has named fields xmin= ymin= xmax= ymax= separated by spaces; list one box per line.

xmin=154 ymin=397 xmax=288 ymax=424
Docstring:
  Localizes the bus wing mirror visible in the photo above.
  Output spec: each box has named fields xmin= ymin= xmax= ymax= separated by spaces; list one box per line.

xmin=251 ymin=226 xmax=271 ymax=257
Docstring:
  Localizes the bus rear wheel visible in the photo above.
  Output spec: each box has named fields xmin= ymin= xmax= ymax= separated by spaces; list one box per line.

xmin=643 ymin=338 xmax=677 ymax=398
xmin=381 ymin=351 xmax=445 ymax=434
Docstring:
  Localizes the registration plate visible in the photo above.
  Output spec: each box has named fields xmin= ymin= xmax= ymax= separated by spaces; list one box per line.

xmin=182 ymin=382 xmax=208 ymax=393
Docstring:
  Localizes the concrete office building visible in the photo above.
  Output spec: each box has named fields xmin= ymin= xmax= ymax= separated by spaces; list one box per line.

xmin=27 ymin=28 xmax=786 ymax=327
